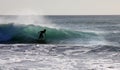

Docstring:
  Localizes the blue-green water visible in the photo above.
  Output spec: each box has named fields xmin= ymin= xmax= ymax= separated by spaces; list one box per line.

xmin=0 ymin=15 xmax=120 ymax=45
xmin=0 ymin=15 xmax=120 ymax=70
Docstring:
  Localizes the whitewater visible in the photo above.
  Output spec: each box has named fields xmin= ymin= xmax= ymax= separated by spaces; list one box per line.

xmin=0 ymin=15 xmax=120 ymax=70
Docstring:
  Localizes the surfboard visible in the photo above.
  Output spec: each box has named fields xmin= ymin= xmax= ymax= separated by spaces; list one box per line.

xmin=36 ymin=39 xmax=47 ymax=44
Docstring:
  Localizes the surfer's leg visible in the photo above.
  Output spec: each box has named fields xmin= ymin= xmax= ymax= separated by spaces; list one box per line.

xmin=41 ymin=35 xmax=44 ymax=40
xmin=39 ymin=35 xmax=43 ymax=40
xmin=39 ymin=35 xmax=42 ymax=39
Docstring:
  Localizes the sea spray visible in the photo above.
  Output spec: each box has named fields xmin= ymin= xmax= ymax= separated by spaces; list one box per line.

xmin=0 ymin=15 xmax=58 ymax=29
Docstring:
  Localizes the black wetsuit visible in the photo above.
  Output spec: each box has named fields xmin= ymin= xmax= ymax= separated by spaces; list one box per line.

xmin=39 ymin=30 xmax=46 ymax=39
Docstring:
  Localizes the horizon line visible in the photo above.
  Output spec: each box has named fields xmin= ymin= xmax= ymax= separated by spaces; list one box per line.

xmin=0 ymin=14 xmax=120 ymax=16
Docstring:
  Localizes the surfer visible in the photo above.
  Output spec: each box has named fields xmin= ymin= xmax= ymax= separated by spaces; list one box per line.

xmin=38 ymin=29 xmax=46 ymax=40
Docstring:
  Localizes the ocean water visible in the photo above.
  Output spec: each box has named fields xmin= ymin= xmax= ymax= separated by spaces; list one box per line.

xmin=0 ymin=15 xmax=120 ymax=70
xmin=0 ymin=15 xmax=120 ymax=45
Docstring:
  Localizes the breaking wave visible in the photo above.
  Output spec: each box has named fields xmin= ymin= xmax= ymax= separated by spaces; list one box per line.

xmin=0 ymin=23 xmax=99 ymax=44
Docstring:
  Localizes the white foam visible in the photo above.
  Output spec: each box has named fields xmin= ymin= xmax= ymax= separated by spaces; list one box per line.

xmin=0 ymin=15 xmax=59 ymax=29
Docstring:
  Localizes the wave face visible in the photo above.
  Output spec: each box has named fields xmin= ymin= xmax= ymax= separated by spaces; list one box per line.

xmin=0 ymin=23 xmax=99 ymax=44
xmin=0 ymin=15 xmax=120 ymax=45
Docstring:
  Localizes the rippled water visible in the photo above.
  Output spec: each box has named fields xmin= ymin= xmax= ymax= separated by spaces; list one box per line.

xmin=0 ymin=44 xmax=119 ymax=70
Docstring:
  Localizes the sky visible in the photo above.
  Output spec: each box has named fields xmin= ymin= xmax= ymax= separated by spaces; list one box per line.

xmin=0 ymin=0 xmax=120 ymax=15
